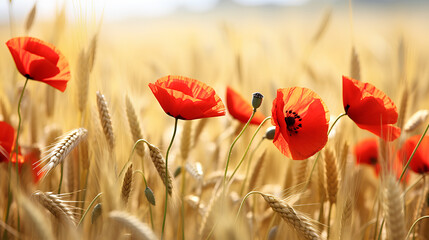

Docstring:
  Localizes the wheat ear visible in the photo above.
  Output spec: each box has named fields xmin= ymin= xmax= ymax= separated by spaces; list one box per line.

xmin=25 ymin=2 xmax=36 ymax=32
xmin=32 ymin=191 xmax=77 ymax=225
xmin=125 ymin=95 xmax=145 ymax=157
xmin=397 ymin=85 xmax=409 ymax=130
xmin=180 ymin=120 xmax=192 ymax=160
xmin=122 ymin=163 xmax=133 ymax=205
xmin=404 ymin=109 xmax=429 ymax=132
xmin=324 ymin=148 xmax=339 ymax=205
xmin=35 ymin=128 xmax=88 ymax=177
xmin=383 ymin=175 xmax=406 ymax=240
xmin=260 ymin=193 xmax=321 ymax=240
xmin=77 ymin=48 xmax=90 ymax=112
xmin=96 ymin=91 xmax=115 ymax=150
xmin=350 ymin=47 xmax=361 ymax=81
xmin=109 ymin=211 xmax=158 ymax=240
xmin=144 ymin=140 xmax=173 ymax=195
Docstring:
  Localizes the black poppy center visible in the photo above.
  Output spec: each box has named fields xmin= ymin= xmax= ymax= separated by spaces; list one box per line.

xmin=284 ymin=110 xmax=303 ymax=136
xmin=369 ymin=157 xmax=377 ymax=165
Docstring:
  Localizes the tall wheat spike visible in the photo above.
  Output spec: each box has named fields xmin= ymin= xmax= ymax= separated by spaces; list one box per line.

xmin=324 ymin=148 xmax=339 ymax=205
xmin=397 ymin=85 xmax=408 ymax=130
xmin=383 ymin=175 xmax=406 ymax=240
xmin=25 ymin=2 xmax=36 ymax=32
xmin=181 ymin=120 xmax=192 ymax=160
xmin=32 ymin=191 xmax=77 ymax=225
xmin=96 ymin=91 xmax=115 ymax=150
xmin=144 ymin=140 xmax=173 ymax=195
xmin=121 ymin=163 xmax=133 ymax=204
xmin=36 ymin=128 xmax=88 ymax=177
xmin=77 ymin=49 xmax=90 ymax=112
xmin=260 ymin=193 xmax=321 ymax=240
xmin=404 ymin=109 xmax=429 ymax=132
xmin=109 ymin=211 xmax=158 ymax=240
xmin=125 ymin=95 xmax=145 ymax=157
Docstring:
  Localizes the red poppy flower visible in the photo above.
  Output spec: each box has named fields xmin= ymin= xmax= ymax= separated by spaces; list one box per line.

xmin=226 ymin=86 xmax=266 ymax=125
xmin=354 ymin=138 xmax=381 ymax=174
xmin=398 ymin=135 xmax=429 ymax=174
xmin=271 ymin=87 xmax=329 ymax=160
xmin=342 ymin=76 xmax=400 ymax=141
xmin=148 ymin=75 xmax=226 ymax=120
xmin=6 ymin=37 xmax=71 ymax=92
xmin=0 ymin=121 xmax=16 ymax=163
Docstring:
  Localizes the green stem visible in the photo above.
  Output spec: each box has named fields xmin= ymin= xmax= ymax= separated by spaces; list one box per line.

xmin=229 ymin=116 xmax=271 ymax=183
xmin=161 ymin=118 xmax=179 ymax=240
xmin=223 ymin=110 xmax=256 ymax=187
xmin=180 ymin=155 xmax=186 ymax=240
xmin=399 ymin=122 xmax=429 ymax=182
xmin=406 ymin=215 xmax=429 ymax=239
xmin=240 ymin=137 xmax=265 ymax=196
xmin=305 ymin=113 xmax=347 ymax=189
xmin=234 ymin=191 xmax=262 ymax=223
xmin=58 ymin=162 xmax=64 ymax=194
xmin=134 ymin=170 xmax=154 ymax=230
xmin=377 ymin=219 xmax=385 ymax=240
xmin=327 ymin=203 xmax=333 ymax=240
xmin=77 ymin=192 xmax=102 ymax=228
xmin=119 ymin=139 xmax=149 ymax=178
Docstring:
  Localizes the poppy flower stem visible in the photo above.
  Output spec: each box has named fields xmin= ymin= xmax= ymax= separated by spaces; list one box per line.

xmin=239 ymin=137 xmax=265 ymax=196
xmin=229 ymin=116 xmax=271 ymax=185
xmin=399 ymin=122 xmax=429 ymax=182
xmin=305 ymin=113 xmax=347 ymax=189
xmin=223 ymin=109 xmax=256 ymax=187
xmin=161 ymin=117 xmax=179 ymax=240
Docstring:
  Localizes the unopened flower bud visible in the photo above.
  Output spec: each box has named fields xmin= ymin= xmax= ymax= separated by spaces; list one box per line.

xmin=252 ymin=92 xmax=263 ymax=109
xmin=265 ymin=126 xmax=276 ymax=140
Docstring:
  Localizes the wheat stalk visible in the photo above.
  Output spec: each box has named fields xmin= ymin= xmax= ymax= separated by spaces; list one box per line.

xmin=32 ymin=191 xmax=77 ymax=225
xmin=324 ymin=148 xmax=339 ymax=205
xmin=397 ymin=85 xmax=409 ymax=130
xmin=144 ymin=140 xmax=173 ymax=195
xmin=247 ymin=150 xmax=266 ymax=192
xmin=87 ymin=33 xmax=98 ymax=72
xmin=260 ymin=193 xmax=321 ymax=240
xmin=180 ymin=120 xmax=192 ymax=160
xmin=36 ymin=128 xmax=88 ymax=177
xmin=122 ymin=163 xmax=133 ymax=205
xmin=383 ymin=175 xmax=406 ymax=240
xmin=109 ymin=211 xmax=158 ymax=240
xmin=404 ymin=109 xmax=429 ymax=132
xmin=125 ymin=95 xmax=145 ymax=157
xmin=25 ymin=2 xmax=36 ymax=32
xmin=77 ymin=49 xmax=90 ymax=112
xmin=96 ymin=91 xmax=115 ymax=150
xmin=350 ymin=47 xmax=361 ymax=81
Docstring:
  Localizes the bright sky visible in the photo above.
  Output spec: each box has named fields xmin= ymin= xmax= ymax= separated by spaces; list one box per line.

xmin=0 ymin=0 xmax=310 ymax=23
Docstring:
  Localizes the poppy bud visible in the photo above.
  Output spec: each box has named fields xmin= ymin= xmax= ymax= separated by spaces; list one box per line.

xmin=252 ymin=92 xmax=263 ymax=109
xmin=265 ymin=126 xmax=276 ymax=140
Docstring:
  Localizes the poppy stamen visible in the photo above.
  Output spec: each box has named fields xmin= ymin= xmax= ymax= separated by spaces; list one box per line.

xmin=284 ymin=110 xmax=303 ymax=136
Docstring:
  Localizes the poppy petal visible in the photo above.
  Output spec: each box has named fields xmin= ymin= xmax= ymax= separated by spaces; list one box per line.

xmin=0 ymin=121 xmax=16 ymax=162
xmin=343 ymin=76 xmax=398 ymax=125
xmin=271 ymin=87 xmax=329 ymax=160
xmin=149 ymin=75 xmax=226 ymax=120
xmin=6 ymin=37 xmax=70 ymax=92
xmin=398 ymin=135 xmax=429 ymax=174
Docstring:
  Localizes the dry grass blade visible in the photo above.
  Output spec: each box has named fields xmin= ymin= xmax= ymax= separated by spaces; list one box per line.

xmin=339 ymin=141 xmax=349 ymax=179
xmin=144 ymin=140 xmax=173 ymax=195
xmin=404 ymin=109 xmax=429 ymax=132
xmin=25 ymin=2 xmax=37 ymax=32
xmin=36 ymin=128 xmax=88 ymax=177
xmin=87 ymin=33 xmax=98 ymax=72
xmin=312 ymin=8 xmax=332 ymax=43
xmin=32 ymin=191 xmax=78 ymax=225
xmin=324 ymin=148 xmax=339 ymax=205
xmin=77 ymin=49 xmax=90 ymax=112
xmin=350 ymin=47 xmax=361 ymax=81
xmin=193 ymin=118 xmax=208 ymax=146
xmin=247 ymin=150 xmax=266 ymax=192
xmin=383 ymin=175 xmax=406 ymax=240
xmin=125 ymin=95 xmax=145 ymax=157
xmin=96 ymin=91 xmax=115 ymax=150
xmin=397 ymin=86 xmax=409 ymax=130
xmin=260 ymin=193 xmax=321 ymax=240
xmin=109 ymin=211 xmax=158 ymax=240
xmin=181 ymin=120 xmax=192 ymax=160
xmin=122 ymin=163 xmax=133 ymax=205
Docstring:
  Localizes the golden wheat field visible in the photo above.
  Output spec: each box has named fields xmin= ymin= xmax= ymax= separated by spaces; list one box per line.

xmin=1 ymin=1 xmax=429 ymax=239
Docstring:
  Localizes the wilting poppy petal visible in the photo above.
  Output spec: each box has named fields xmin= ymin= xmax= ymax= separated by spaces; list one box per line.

xmin=271 ymin=87 xmax=329 ymax=160
xmin=226 ymin=86 xmax=266 ymax=125
xmin=149 ymin=75 xmax=226 ymax=120
xmin=6 ymin=37 xmax=71 ymax=92
xmin=0 ymin=121 xmax=16 ymax=162
xmin=398 ymin=135 xmax=429 ymax=174
xmin=342 ymin=76 xmax=400 ymax=141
